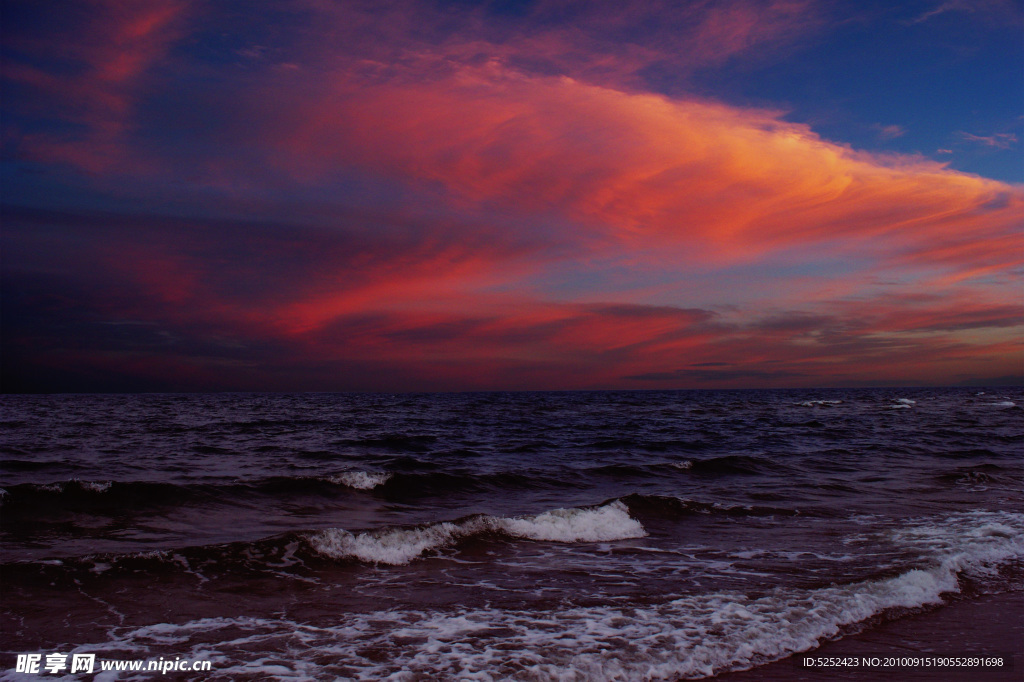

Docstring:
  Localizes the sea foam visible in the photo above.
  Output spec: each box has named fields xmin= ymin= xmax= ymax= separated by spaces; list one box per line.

xmin=323 ymin=470 xmax=392 ymax=490
xmin=29 ymin=479 xmax=113 ymax=493
xmin=305 ymin=501 xmax=646 ymax=565
xmin=65 ymin=511 xmax=1024 ymax=682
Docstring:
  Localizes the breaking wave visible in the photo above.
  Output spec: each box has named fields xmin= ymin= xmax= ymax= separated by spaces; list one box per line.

xmin=306 ymin=500 xmax=646 ymax=565
xmin=321 ymin=470 xmax=391 ymax=490
xmin=37 ymin=511 xmax=1022 ymax=681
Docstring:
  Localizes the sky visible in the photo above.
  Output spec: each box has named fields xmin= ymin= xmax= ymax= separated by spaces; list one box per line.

xmin=1 ymin=0 xmax=1022 ymax=393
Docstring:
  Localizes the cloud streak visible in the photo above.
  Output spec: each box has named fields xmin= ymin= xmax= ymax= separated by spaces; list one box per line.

xmin=4 ymin=0 xmax=191 ymax=173
xmin=247 ymin=65 xmax=1022 ymax=276
xmin=959 ymin=132 xmax=1019 ymax=149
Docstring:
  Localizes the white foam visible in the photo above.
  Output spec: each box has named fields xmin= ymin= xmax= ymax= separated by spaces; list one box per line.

xmin=30 ymin=479 xmax=112 ymax=493
xmin=895 ymin=398 xmax=916 ymax=405
xmin=890 ymin=404 xmax=912 ymax=409
xmin=990 ymin=401 xmax=1016 ymax=407
xmin=308 ymin=521 xmax=475 ymax=565
xmin=25 ymin=512 xmax=1022 ymax=682
xmin=79 ymin=480 xmax=113 ymax=493
xmin=499 ymin=501 xmax=646 ymax=543
xmin=730 ymin=549 xmax=855 ymax=563
xmin=306 ymin=501 xmax=646 ymax=565
xmin=796 ymin=400 xmax=842 ymax=407
xmin=893 ymin=511 xmax=1024 ymax=569
xmin=672 ymin=460 xmax=694 ymax=470
xmin=324 ymin=470 xmax=392 ymax=490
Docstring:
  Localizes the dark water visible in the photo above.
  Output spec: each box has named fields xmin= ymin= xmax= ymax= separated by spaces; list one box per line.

xmin=1 ymin=388 xmax=1021 ymax=680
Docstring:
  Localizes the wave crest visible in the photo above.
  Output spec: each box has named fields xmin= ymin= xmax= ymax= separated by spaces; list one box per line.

xmin=72 ymin=512 xmax=1024 ymax=681
xmin=305 ymin=501 xmax=646 ymax=565
xmin=322 ymin=471 xmax=391 ymax=490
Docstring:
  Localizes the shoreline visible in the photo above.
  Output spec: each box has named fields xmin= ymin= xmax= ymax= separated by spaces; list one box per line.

xmin=714 ymin=590 xmax=1023 ymax=681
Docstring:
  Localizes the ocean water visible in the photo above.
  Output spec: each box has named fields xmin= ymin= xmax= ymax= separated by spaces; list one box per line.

xmin=1 ymin=388 xmax=1021 ymax=680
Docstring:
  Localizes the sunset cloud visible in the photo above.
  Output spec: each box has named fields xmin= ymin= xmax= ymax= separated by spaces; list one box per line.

xmin=3 ymin=0 xmax=191 ymax=173
xmin=959 ymin=132 xmax=1018 ymax=149
xmin=2 ymin=0 xmax=1021 ymax=392
xmin=873 ymin=124 xmax=906 ymax=141
xmin=247 ymin=66 xmax=1022 ymax=277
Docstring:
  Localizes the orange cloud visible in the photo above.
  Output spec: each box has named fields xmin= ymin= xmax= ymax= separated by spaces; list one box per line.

xmin=257 ymin=65 xmax=1022 ymax=281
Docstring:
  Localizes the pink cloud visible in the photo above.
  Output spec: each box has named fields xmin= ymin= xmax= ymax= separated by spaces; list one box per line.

xmin=873 ymin=124 xmax=906 ymax=140
xmin=247 ymin=65 xmax=1021 ymax=281
xmin=958 ymin=132 xmax=1018 ymax=149
xmin=4 ymin=0 xmax=191 ymax=173
xmin=293 ymin=0 xmax=823 ymax=87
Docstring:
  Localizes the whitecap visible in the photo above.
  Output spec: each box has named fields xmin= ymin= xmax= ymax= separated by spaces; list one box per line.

xmin=31 ymin=512 xmax=1022 ymax=682
xmin=324 ymin=470 xmax=392 ymax=490
xmin=78 ymin=480 xmax=113 ymax=493
xmin=307 ymin=521 xmax=474 ymax=565
xmin=74 ymin=512 xmax=1023 ymax=681
xmin=305 ymin=501 xmax=646 ymax=565
xmin=499 ymin=500 xmax=646 ymax=543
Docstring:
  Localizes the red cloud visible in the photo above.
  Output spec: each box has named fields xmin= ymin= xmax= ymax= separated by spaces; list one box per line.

xmin=4 ymin=0 xmax=190 ymax=173
xmin=254 ymin=66 xmax=1021 ymax=279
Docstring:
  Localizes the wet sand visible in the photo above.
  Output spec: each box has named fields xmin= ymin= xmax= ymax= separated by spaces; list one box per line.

xmin=715 ymin=591 xmax=1022 ymax=681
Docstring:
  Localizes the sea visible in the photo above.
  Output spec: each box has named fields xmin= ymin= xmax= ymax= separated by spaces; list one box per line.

xmin=1 ymin=387 xmax=1021 ymax=680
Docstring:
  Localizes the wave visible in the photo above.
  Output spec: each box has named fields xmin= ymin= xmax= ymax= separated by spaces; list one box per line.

xmin=34 ymin=511 xmax=1022 ymax=681
xmin=12 ymin=457 xmax=812 ymax=513
xmin=321 ymin=471 xmax=391 ymax=490
xmin=589 ymin=454 xmax=787 ymax=478
xmin=0 ymin=479 xmax=158 ymax=510
xmin=0 ymin=476 xmax=377 ymax=516
xmin=2 ymin=494 xmax=812 ymax=575
xmin=582 ymin=437 xmax=711 ymax=453
xmin=682 ymin=454 xmax=786 ymax=476
xmin=0 ymin=467 xmax=582 ymax=512
xmin=0 ymin=458 xmax=79 ymax=472
xmin=2 ymin=500 xmax=648 ymax=576
xmin=619 ymin=493 xmax=801 ymax=519
xmin=589 ymin=456 xmax=787 ymax=478
xmin=935 ymin=463 xmax=1015 ymax=487
xmin=334 ymin=434 xmax=439 ymax=452
xmin=306 ymin=500 xmax=646 ymax=565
